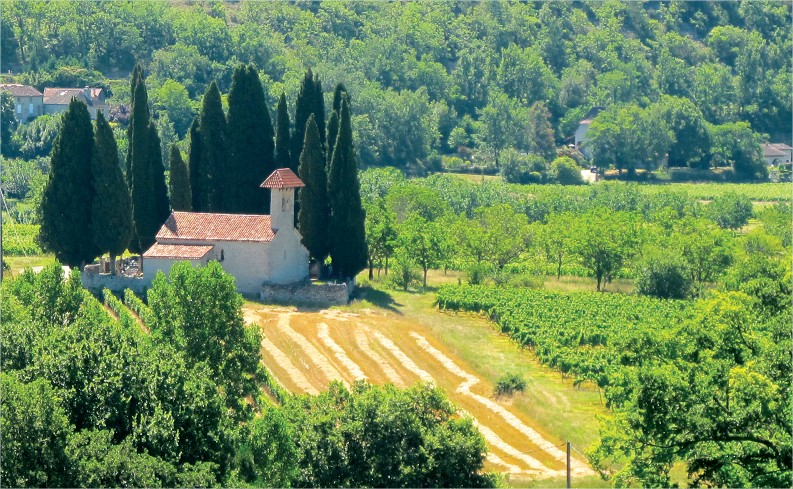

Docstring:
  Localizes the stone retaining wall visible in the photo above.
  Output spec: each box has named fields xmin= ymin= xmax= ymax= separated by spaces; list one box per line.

xmin=81 ymin=270 xmax=149 ymax=294
xmin=260 ymin=280 xmax=352 ymax=306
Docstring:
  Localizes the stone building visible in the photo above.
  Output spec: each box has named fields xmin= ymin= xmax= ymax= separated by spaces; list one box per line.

xmin=43 ymin=86 xmax=109 ymax=119
xmin=0 ymin=84 xmax=44 ymax=122
xmin=141 ymin=168 xmax=310 ymax=295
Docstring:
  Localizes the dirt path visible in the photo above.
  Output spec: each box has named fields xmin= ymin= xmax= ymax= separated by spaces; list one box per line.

xmin=246 ymin=304 xmax=594 ymax=481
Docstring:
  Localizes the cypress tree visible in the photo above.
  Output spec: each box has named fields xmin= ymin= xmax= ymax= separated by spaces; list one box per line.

xmin=298 ymin=115 xmax=330 ymax=263
xmin=150 ymin=122 xmax=170 ymax=234
xmin=332 ymin=83 xmax=347 ymax=114
xmin=126 ymin=64 xmax=144 ymax=183
xmin=169 ymin=145 xmax=192 ymax=211
xmin=198 ymin=81 xmax=228 ymax=211
xmin=313 ymin=73 xmax=327 ymax=151
xmin=92 ymin=111 xmax=133 ymax=275
xmin=188 ymin=117 xmax=205 ymax=211
xmin=228 ymin=65 xmax=275 ymax=213
xmin=275 ymin=93 xmax=291 ymax=169
xmin=327 ymin=98 xmax=367 ymax=280
xmin=128 ymin=73 xmax=155 ymax=253
xmin=291 ymin=69 xmax=315 ymax=174
xmin=326 ymin=110 xmax=339 ymax=170
xmin=39 ymin=98 xmax=97 ymax=268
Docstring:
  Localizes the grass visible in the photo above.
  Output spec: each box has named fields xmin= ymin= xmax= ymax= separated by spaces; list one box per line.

xmin=4 ymin=254 xmax=56 ymax=276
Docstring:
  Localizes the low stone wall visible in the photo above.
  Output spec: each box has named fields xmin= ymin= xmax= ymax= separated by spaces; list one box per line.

xmin=260 ymin=280 xmax=352 ymax=306
xmin=81 ymin=270 xmax=150 ymax=295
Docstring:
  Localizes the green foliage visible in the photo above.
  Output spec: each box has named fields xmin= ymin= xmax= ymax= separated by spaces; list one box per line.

xmin=756 ymin=202 xmax=793 ymax=247
xmin=198 ymin=81 xmax=228 ymax=212
xmin=494 ymin=373 xmax=527 ymax=397
xmin=707 ymin=191 xmax=754 ymax=230
xmin=550 ymin=156 xmax=584 ymax=185
xmin=437 ymin=285 xmax=690 ymax=387
xmin=282 ymin=381 xmax=494 ymax=488
xmin=635 ymin=251 xmax=693 ymax=300
xmin=38 ymin=98 xmax=98 ymax=267
xmin=91 ymin=111 xmax=133 ymax=266
xmin=709 ymin=122 xmax=767 ymax=180
xmin=12 ymin=113 xmax=62 ymax=159
xmin=123 ymin=288 xmax=156 ymax=328
xmin=147 ymin=261 xmax=264 ymax=415
xmin=0 ymin=90 xmax=18 ymax=156
xmin=275 ymin=92 xmax=291 ymax=170
xmin=327 ymin=98 xmax=368 ymax=279
xmin=188 ymin=117 xmax=204 ymax=211
xmin=168 ymin=145 xmax=192 ymax=211
xmin=227 ymin=64 xmax=275 ymax=214
xmin=297 ymin=114 xmax=330 ymax=262
xmin=1 ymin=222 xmax=42 ymax=255
xmin=102 ymin=289 xmax=137 ymax=329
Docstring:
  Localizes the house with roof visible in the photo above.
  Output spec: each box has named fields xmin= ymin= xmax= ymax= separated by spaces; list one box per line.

xmin=141 ymin=168 xmax=310 ymax=295
xmin=0 ymin=84 xmax=44 ymax=122
xmin=762 ymin=143 xmax=793 ymax=166
xmin=574 ymin=106 xmax=604 ymax=159
xmin=43 ymin=86 xmax=109 ymax=119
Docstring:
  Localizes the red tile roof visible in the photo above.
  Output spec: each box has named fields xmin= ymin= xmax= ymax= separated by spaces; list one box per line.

xmin=143 ymin=243 xmax=214 ymax=259
xmin=0 ymin=84 xmax=43 ymax=97
xmin=156 ymin=212 xmax=275 ymax=242
xmin=260 ymin=168 xmax=305 ymax=189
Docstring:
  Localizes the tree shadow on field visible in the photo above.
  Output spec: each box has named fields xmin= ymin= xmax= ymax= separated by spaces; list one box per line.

xmin=354 ymin=286 xmax=403 ymax=315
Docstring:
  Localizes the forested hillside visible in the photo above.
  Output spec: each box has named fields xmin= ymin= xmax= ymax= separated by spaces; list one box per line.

xmin=2 ymin=0 xmax=790 ymax=174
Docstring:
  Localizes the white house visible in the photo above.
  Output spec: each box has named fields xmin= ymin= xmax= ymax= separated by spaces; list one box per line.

xmin=141 ymin=168 xmax=310 ymax=295
xmin=574 ymin=106 xmax=604 ymax=159
xmin=762 ymin=143 xmax=793 ymax=167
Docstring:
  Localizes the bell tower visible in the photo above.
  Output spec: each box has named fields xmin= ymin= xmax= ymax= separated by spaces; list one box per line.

xmin=260 ymin=168 xmax=305 ymax=232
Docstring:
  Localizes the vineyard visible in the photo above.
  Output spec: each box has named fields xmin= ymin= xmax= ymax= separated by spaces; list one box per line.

xmin=638 ymin=182 xmax=793 ymax=202
xmin=1 ymin=222 xmax=42 ymax=255
xmin=436 ymin=285 xmax=691 ymax=387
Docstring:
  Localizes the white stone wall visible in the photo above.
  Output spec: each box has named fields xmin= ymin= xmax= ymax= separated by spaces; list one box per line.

xmin=81 ymin=272 xmax=149 ymax=294
xmin=574 ymin=123 xmax=591 ymax=158
xmin=210 ymin=240 xmax=272 ymax=296
xmin=267 ymin=228 xmax=310 ymax=285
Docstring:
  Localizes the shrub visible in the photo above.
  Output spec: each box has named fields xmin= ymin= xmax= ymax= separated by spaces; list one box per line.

xmin=635 ymin=253 xmax=693 ymax=300
xmin=500 ymin=150 xmax=548 ymax=184
xmin=550 ymin=156 xmax=584 ymax=185
xmin=707 ymin=192 xmax=753 ymax=230
xmin=388 ymin=254 xmax=420 ymax=291
xmin=494 ymin=373 xmax=527 ymax=397
xmin=466 ymin=263 xmax=492 ymax=285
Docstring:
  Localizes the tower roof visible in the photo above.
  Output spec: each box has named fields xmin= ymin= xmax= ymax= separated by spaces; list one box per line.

xmin=260 ymin=168 xmax=305 ymax=189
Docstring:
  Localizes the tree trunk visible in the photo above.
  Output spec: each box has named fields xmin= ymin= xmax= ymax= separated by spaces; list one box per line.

xmin=556 ymin=254 xmax=562 ymax=280
xmin=368 ymin=258 xmax=374 ymax=280
xmin=384 ymin=256 xmax=389 ymax=275
xmin=596 ymin=272 xmax=602 ymax=292
xmin=423 ymin=268 xmax=428 ymax=289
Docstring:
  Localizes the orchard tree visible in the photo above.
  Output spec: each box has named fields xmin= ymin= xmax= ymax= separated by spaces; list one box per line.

xmin=539 ymin=212 xmax=575 ymax=279
xmin=91 ymin=111 xmax=133 ymax=274
xmin=397 ymin=213 xmax=444 ymax=288
xmin=327 ymin=98 xmax=367 ymax=280
xmin=297 ymin=115 xmax=330 ymax=263
xmin=168 ymin=145 xmax=191 ymax=211
xmin=39 ymin=98 xmax=98 ymax=268
xmin=707 ymin=192 xmax=754 ymax=231
xmin=672 ymin=217 xmax=734 ymax=295
xmin=364 ymin=198 xmax=397 ymax=279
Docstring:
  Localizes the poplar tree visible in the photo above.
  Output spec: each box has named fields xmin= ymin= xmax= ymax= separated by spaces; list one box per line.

xmin=298 ymin=115 xmax=330 ymax=263
xmin=228 ymin=65 xmax=275 ymax=213
xmin=327 ymin=98 xmax=367 ymax=279
xmin=291 ymin=69 xmax=315 ymax=174
xmin=169 ymin=145 xmax=192 ymax=211
xmin=39 ymin=99 xmax=97 ymax=268
xmin=199 ymin=81 xmax=228 ymax=211
xmin=188 ymin=117 xmax=205 ymax=211
xmin=91 ymin=111 xmax=133 ymax=275
xmin=275 ymin=93 xmax=291 ymax=169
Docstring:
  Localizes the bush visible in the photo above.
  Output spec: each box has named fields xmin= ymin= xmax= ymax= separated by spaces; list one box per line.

xmin=388 ymin=254 xmax=420 ymax=291
xmin=707 ymin=192 xmax=753 ymax=230
xmin=635 ymin=253 xmax=693 ymax=300
xmin=499 ymin=151 xmax=548 ymax=184
xmin=466 ymin=263 xmax=492 ymax=285
xmin=494 ymin=373 xmax=527 ymax=397
xmin=550 ymin=156 xmax=584 ymax=185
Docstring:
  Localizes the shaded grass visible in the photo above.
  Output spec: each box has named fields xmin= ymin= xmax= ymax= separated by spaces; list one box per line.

xmin=4 ymin=254 xmax=56 ymax=275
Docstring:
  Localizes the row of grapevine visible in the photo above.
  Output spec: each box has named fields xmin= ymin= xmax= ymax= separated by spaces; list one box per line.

xmin=436 ymin=285 xmax=690 ymax=387
xmin=102 ymin=288 xmax=137 ymax=330
xmin=123 ymin=288 xmax=156 ymax=328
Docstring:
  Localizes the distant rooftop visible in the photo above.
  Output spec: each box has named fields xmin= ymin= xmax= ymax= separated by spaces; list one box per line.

xmin=0 ymin=83 xmax=43 ymax=97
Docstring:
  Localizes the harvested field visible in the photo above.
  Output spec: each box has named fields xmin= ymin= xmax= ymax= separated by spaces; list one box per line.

xmin=245 ymin=304 xmax=597 ymax=481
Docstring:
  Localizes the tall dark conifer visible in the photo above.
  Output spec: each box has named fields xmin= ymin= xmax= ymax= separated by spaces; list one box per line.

xmin=149 ymin=122 xmax=170 ymax=233
xmin=327 ymin=98 xmax=367 ymax=279
xmin=298 ymin=115 xmax=330 ymax=263
xmin=39 ymin=99 xmax=97 ymax=268
xmin=126 ymin=64 xmax=144 ymax=183
xmin=313 ymin=73 xmax=327 ymax=151
xmin=188 ymin=117 xmax=205 ymax=211
xmin=91 ymin=111 xmax=133 ymax=274
xmin=275 ymin=93 xmax=291 ymax=169
xmin=128 ymin=74 xmax=154 ymax=253
xmin=326 ymin=110 xmax=339 ymax=170
xmin=332 ymin=83 xmax=347 ymax=114
xmin=198 ymin=81 xmax=228 ymax=211
xmin=228 ymin=65 xmax=275 ymax=213
xmin=169 ymin=145 xmax=192 ymax=211
xmin=291 ymin=69 xmax=315 ymax=173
